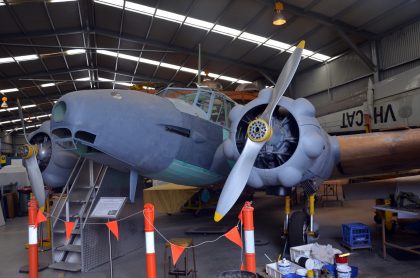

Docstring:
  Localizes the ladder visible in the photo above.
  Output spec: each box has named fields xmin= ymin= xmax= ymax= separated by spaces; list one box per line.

xmin=49 ymin=158 xmax=108 ymax=272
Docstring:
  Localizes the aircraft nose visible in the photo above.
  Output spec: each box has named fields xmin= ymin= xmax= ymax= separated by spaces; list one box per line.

xmin=50 ymin=89 xmax=184 ymax=173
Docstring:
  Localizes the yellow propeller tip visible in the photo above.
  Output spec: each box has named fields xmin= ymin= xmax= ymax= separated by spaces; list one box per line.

xmin=214 ymin=212 xmax=223 ymax=222
xmin=297 ymin=40 xmax=305 ymax=49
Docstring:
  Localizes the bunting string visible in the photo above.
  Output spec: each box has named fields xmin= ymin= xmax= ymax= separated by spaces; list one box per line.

xmin=142 ymin=210 xmax=241 ymax=249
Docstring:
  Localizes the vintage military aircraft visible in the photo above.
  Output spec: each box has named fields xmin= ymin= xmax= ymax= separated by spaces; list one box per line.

xmin=22 ymin=41 xmax=420 ymax=225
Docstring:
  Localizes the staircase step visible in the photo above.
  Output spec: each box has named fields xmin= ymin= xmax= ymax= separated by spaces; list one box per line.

xmin=56 ymin=244 xmax=81 ymax=253
xmin=69 ymin=199 xmax=87 ymax=203
xmin=49 ymin=262 xmax=81 ymax=272
xmin=54 ymin=228 xmax=81 ymax=235
xmin=76 ymin=185 xmax=93 ymax=190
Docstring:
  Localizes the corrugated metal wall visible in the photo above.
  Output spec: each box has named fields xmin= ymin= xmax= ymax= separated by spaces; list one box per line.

xmin=380 ymin=21 xmax=420 ymax=70
xmin=292 ymin=20 xmax=420 ymax=114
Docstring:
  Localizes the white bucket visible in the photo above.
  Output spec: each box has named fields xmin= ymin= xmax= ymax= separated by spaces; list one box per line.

xmin=336 ymin=264 xmax=352 ymax=278
xmin=296 ymin=268 xmax=307 ymax=277
xmin=277 ymin=258 xmax=292 ymax=275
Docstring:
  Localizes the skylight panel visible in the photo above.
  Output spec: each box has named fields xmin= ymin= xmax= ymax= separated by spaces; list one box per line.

xmin=99 ymin=77 xmax=133 ymax=87
xmin=185 ymin=17 xmax=214 ymax=31
xmin=239 ymin=32 xmax=267 ymax=44
xmin=49 ymin=0 xmax=77 ymax=3
xmin=93 ymin=0 xmax=329 ymax=63
xmin=311 ymin=53 xmax=330 ymax=62
xmin=139 ymin=58 xmax=160 ymax=66
xmin=180 ymin=67 xmax=198 ymax=74
xmin=302 ymin=49 xmax=314 ymax=57
xmin=41 ymin=83 xmax=56 ymax=88
xmin=212 ymin=25 xmax=241 ymax=37
xmin=115 ymin=81 xmax=133 ymax=87
xmin=97 ymin=49 xmax=118 ymax=57
xmin=0 ymin=55 xmax=38 ymax=64
xmin=66 ymin=49 xmax=86 ymax=55
xmin=37 ymin=114 xmax=50 ymax=119
xmin=143 ymin=86 xmax=155 ymax=90
xmin=218 ymin=75 xmax=238 ymax=82
xmin=0 ymin=88 xmax=19 ymax=93
xmin=94 ymin=0 xmax=123 ymax=9
xmin=264 ymin=39 xmax=290 ymax=51
xmin=207 ymin=73 xmax=220 ymax=79
xmin=160 ymin=62 xmax=180 ymax=70
xmin=76 ymin=77 xmax=91 ymax=81
xmin=125 ymin=1 xmax=155 ymax=16
xmin=0 ymin=57 xmax=15 ymax=64
xmin=96 ymin=50 xmax=249 ymax=84
xmin=155 ymin=9 xmax=185 ymax=23
xmin=15 ymin=54 xmax=39 ymax=62
xmin=117 ymin=52 xmax=139 ymax=62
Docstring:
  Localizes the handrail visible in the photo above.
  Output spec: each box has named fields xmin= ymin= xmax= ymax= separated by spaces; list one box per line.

xmin=50 ymin=157 xmax=84 ymax=227
xmin=82 ymin=165 xmax=108 ymax=229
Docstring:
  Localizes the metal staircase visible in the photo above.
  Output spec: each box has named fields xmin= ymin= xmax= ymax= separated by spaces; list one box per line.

xmin=49 ymin=158 xmax=108 ymax=272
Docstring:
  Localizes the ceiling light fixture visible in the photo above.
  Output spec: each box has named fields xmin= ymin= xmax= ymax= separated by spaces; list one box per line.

xmin=1 ymin=97 xmax=8 ymax=109
xmin=273 ymin=2 xmax=286 ymax=26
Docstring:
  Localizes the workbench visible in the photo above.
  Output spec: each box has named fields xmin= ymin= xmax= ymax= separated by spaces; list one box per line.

xmin=373 ymin=205 xmax=420 ymax=258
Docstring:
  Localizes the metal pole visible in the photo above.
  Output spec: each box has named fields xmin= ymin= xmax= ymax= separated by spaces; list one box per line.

xmin=108 ymin=219 xmax=113 ymax=278
xmin=144 ymin=203 xmax=156 ymax=278
xmin=198 ymin=44 xmax=201 ymax=84
xmin=243 ymin=202 xmax=256 ymax=273
xmin=28 ymin=197 xmax=38 ymax=278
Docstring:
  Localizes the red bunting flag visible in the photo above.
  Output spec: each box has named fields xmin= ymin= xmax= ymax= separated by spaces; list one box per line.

xmin=240 ymin=263 xmax=245 ymax=271
xmin=224 ymin=226 xmax=243 ymax=248
xmin=106 ymin=220 xmax=119 ymax=240
xmin=65 ymin=221 xmax=75 ymax=241
xmin=170 ymin=244 xmax=186 ymax=266
xmin=36 ymin=209 xmax=47 ymax=227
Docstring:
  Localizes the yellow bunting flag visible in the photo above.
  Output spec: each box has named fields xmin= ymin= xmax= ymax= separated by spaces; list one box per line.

xmin=106 ymin=220 xmax=119 ymax=240
xmin=224 ymin=226 xmax=243 ymax=248
xmin=65 ymin=221 xmax=75 ymax=241
xmin=170 ymin=244 xmax=186 ymax=266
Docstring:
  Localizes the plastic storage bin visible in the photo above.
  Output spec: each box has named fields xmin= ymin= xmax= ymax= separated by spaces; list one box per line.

xmin=342 ymin=223 xmax=371 ymax=249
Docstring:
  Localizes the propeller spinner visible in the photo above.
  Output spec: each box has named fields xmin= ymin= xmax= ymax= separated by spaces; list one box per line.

xmin=214 ymin=41 xmax=305 ymax=222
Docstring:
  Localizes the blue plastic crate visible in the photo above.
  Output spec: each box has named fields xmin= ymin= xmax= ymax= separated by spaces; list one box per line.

xmin=342 ymin=223 xmax=371 ymax=249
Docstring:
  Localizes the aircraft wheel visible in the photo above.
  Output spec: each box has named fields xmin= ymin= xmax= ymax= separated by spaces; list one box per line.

xmin=288 ymin=211 xmax=308 ymax=248
xmin=374 ymin=213 xmax=381 ymax=224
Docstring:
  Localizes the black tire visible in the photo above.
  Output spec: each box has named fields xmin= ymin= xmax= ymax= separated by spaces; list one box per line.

xmin=288 ymin=211 xmax=308 ymax=248
xmin=373 ymin=213 xmax=381 ymax=224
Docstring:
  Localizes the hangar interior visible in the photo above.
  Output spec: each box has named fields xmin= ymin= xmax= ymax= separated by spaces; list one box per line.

xmin=0 ymin=0 xmax=420 ymax=277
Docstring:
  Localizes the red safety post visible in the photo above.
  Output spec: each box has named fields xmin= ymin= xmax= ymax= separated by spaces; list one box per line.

xmin=28 ymin=197 xmax=38 ymax=278
xmin=144 ymin=203 xmax=156 ymax=278
xmin=242 ymin=202 xmax=256 ymax=273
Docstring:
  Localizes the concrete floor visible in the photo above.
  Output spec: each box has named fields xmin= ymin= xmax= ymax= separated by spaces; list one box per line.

xmin=1 ymin=193 xmax=420 ymax=277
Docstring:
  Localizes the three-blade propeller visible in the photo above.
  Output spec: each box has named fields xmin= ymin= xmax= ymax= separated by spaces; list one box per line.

xmin=214 ymin=41 xmax=305 ymax=222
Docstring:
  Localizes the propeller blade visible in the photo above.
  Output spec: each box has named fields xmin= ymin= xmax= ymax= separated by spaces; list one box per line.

xmin=214 ymin=138 xmax=264 ymax=222
xmin=26 ymin=151 xmax=45 ymax=207
xmin=214 ymin=41 xmax=306 ymax=222
xmin=16 ymin=98 xmax=30 ymax=144
xmin=261 ymin=40 xmax=305 ymax=123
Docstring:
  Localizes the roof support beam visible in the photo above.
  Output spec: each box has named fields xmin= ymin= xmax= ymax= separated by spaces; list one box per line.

xmin=94 ymin=28 xmax=278 ymax=77
xmin=334 ymin=27 xmax=376 ymax=72
xmin=256 ymin=0 xmax=376 ymax=39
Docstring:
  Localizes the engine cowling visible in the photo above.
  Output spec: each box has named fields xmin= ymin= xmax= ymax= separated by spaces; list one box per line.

xmin=28 ymin=121 xmax=79 ymax=188
xmin=223 ymin=88 xmax=339 ymax=188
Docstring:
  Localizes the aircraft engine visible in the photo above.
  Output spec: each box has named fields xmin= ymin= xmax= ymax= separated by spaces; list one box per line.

xmin=223 ymin=88 xmax=339 ymax=189
xmin=28 ymin=121 xmax=78 ymax=188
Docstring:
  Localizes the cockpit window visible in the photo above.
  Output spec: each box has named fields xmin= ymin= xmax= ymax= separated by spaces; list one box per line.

xmin=157 ymin=87 xmax=236 ymax=128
